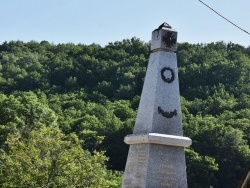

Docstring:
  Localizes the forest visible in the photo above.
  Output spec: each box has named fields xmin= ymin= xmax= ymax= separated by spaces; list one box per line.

xmin=0 ymin=39 xmax=249 ymax=188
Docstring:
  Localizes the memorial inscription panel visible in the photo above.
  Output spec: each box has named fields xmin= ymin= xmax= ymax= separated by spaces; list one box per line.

xmin=146 ymin=144 xmax=188 ymax=188
xmin=123 ymin=144 xmax=149 ymax=188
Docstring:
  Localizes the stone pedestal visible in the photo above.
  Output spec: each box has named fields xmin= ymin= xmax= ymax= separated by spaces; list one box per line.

xmin=122 ymin=23 xmax=192 ymax=188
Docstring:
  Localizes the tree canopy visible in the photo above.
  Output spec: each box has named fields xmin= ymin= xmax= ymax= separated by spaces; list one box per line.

xmin=0 ymin=39 xmax=249 ymax=188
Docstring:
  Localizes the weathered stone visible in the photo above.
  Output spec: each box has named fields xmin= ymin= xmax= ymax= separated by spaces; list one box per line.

xmin=133 ymin=51 xmax=183 ymax=136
xmin=122 ymin=22 xmax=191 ymax=188
xmin=124 ymin=133 xmax=192 ymax=147
xmin=151 ymin=24 xmax=177 ymax=52
xmin=122 ymin=144 xmax=188 ymax=188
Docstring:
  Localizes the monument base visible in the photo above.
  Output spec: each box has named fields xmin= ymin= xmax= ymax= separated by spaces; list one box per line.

xmin=122 ymin=133 xmax=191 ymax=188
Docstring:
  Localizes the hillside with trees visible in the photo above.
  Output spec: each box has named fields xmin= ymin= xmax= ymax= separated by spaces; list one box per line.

xmin=0 ymin=39 xmax=249 ymax=188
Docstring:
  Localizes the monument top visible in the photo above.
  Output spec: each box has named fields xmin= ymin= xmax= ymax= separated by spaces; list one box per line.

xmin=153 ymin=22 xmax=172 ymax=31
xmin=151 ymin=22 xmax=177 ymax=52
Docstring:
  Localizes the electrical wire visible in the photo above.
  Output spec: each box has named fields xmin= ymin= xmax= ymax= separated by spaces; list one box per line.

xmin=198 ymin=0 xmax=250 ymax=36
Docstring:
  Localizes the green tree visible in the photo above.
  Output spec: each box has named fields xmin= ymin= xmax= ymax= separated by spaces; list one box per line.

xmin=186 ymin=149 xmax=218 ymax=188
xmin=0 ymin=92 xmax=57 ymax=149
xmin=0 ymin=126 xmax=122 ymax=188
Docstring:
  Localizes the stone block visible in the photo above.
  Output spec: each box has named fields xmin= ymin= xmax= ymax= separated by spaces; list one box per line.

xmin=122 ymin=144 xmax=188 ymax=188
xmin=124 ymin=133 xmax=192 ymax=147
xmin=151 ymin=28 xmax=177 ymax=52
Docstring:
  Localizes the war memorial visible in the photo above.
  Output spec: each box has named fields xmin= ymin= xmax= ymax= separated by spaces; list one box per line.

xmin=122 ymin=23 xmax=192 ymax=188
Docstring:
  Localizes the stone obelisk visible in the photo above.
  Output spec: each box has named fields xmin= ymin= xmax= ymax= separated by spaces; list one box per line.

xmin=122 ymin=23 xmax=192 ymax=188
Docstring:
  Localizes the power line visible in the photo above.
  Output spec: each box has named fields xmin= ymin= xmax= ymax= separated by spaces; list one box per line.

xmin=198 ymin=0 xmax=250 ymax=36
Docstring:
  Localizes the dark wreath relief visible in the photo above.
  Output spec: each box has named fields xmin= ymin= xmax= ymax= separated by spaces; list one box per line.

xmin=158 ymin=106 xmax=178 ymax=119
xmin=161 ymin=67 xmax=175 ymax=83
xmin=162 ymin=32 xmax=176 ymax=48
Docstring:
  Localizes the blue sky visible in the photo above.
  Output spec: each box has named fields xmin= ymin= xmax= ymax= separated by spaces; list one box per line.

xmin=0 ymin=0 xmax=250 ymax=47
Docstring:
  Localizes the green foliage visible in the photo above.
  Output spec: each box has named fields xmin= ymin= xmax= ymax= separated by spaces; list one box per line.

xmin=185 ymin=149 xmax=218 ymax=188
xmin=0 ymin=92 xmax=57 ymax=149
xmin=0 ymin=40 xmax=250 ymax=187
xmin=0 ymin=126 xmax=121 ymax=188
